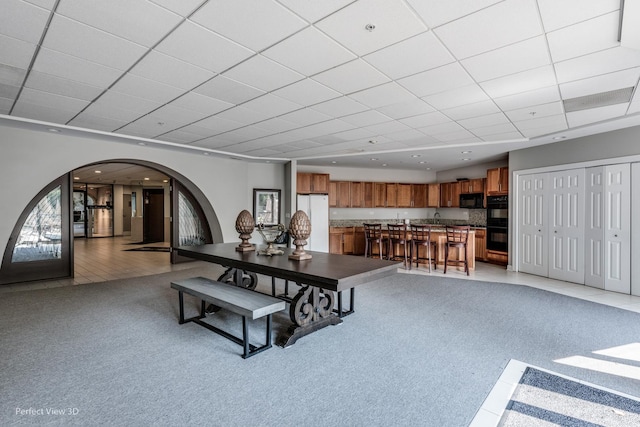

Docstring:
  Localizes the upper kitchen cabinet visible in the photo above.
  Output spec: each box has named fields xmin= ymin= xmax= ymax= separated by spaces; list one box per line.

xmin=397 ymin=183 xmax=427 ymax=208
xmin=427 ymin=183 xmax=440 ymax=208
xmin=459 ymin=178 xmax=485 ymax=194
xmin=486 ymin=168 xmax=509 ymax=195
xmin=439 ymin=181 xmax=461 ymax=208
xmin=374 ymin=182 xmax=397 ymax=207
xmin=297 ymin=173 xmax=330 ymax=194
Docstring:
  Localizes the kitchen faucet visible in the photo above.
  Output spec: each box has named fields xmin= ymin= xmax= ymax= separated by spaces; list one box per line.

xmin=433 ymin=212 xmax=441 ymax=224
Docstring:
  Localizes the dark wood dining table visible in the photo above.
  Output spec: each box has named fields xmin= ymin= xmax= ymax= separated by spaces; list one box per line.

xmin=176 ymin=242 xmax=401 ymax=347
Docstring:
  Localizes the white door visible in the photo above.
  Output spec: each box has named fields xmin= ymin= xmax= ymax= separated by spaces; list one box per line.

xmin=519 ymin=173 xmax=548 ymax=276
xmin=603 ymin=164 xmax=630 ymax=293
xmin=585 ymin=167 xmax=605 ymax=288
xmin=549 ymin=169 xmax=585 ymax=284
xmin=632 ymin=163 xmax=640 ymax=297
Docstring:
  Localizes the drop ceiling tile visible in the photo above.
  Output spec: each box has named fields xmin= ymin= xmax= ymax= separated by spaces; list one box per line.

xmin=513 ymin=114 xmax=567 ymax=132
xmin=315 ymin=0 xmax=427 ymax=56
xmin=152 ymin=103 xmax=211 ymax=126
xmin=363 ymin=31 xmax=454 ymax=79
xmin=505 ymin=101 xmax=564 ymax=122
xmin=25 ymin=71 xmax=103 ymax=101
xmin=171 ymin=91 xmax=233 ymax=115
xmin=68 ymin=112 xmax=130 ymax=132
xmin=340 ymin=110 xmax=392 ymax=127
xmin=0 ymin=64 xmax=26 ymax=88
xmin=537 ymin=0 xmax=620 ymax=32
xmin=399 ymin=111 xmax=451 ymax=128
xmin=263 ymin=27 xmax=356 ymax=76
xmin=242 ymin=94 xmax=302 ymax=117
xmin=0 ymin=82 xmax=20 ymax=100
xmin=560 ymin=68 xmax=640 ymax=100
xmin=377 ymin=99 xmax=435 ymax=119
xmin=82 ymin=100 xmax=149 ymax=123
xmin=177 ymin=124 xmax=220 ymax=138
xmin=253 ymin=117 xmax=299 ymax=133
xmin=493 ymin=85 xmax=561 ymax=111
xmin=383 ymin=128 xmax=427 ymax=141
xmin=311 ymin=59 xmax=389 ymax=94
xmin=470 ymin=123 xmax=518 ymax=137
xmin=57 ymin=0 xmax=182 ymax=47
xmin=111 ymin=73 xmax=184 ymax=104
xmin=194 ymin=75 xmax=264 ymax=105
xmin=442 ymin=100 xmax=501 ymax=120
xmin=12 ymin=99 xmax=80 ymax=124
xmin=458 ymin=112 xmax=509 ymax=129
xmin=19 ymin=87 xmax=89 ymax=111
xmin=279 ymin=108 xmax=333 ymax=126
xmin=311 ymin=96 xmax=369 ymax=117
xmin=566 ymin=103 xmax=629 ymax=128
xmin=32 ymin=48 xmax=123 ymax=88
xmin=331 ymin=127 xmax=376 ymax=141
xmin=407 ymin=0 xmax=502 ymax=28
xmin=0 ymin=0 xmax=50 ymax=44
xmin=191 ymin=0 xmax=307 ymax=51
xmin=277 ymin=0 xmax=354 ymax=23
xmin=43 ymin=15 xmax=147 ymax=71
xmin=556 ymin=47 xmax=640 ymax=83
xmin=156 ymin=129 xmax=203 ymax=144
xmin=0 ymin=34 xmax=37 ymax=69
xmin=349 ymin=82 xmax=415 ymax=109
xmin=215 ymin=105 xmax=276 ymax=125
xmin=433 ymin=130 xmax=477 ymax=142
xmin=24 ymin=0 xmax=57 ymax=9
xmin=273 ymin=79 xmax=341 ymax=106
xmin=131 ymin=51 xmax=215 ymax=90
xmin=461 ymin=36 xmax=550 ymax=83
xmin=419 ymin=121 xmax=464 ymax=136
xmin=547 ymin=12 xmax=620 ymax=63
xmin=223 ymin=55 xmax=303 ymax=92
xmin=398 ymin=63 xmax=473 ymax=97
xmin=434 ymin=0 xmax=543 ymax=59
xmin=244 ymin=148 xmax=282 ymax=157
xmin=481 ymin=131 xmax=524 ymax=141
xmin=298 ymin=119 xmax=355 ymax=137
xmin=97 ymin=90 xmax=162 ymax=116
xmin=628 ymin=102 xmax=640 ymax=114
xmin=148 ymin=0 xmax=204 ymax=16
xmin=216 ymin=126 xmax=269 ymax=144
xmin=192 ymin=115 xmax=244 ymax=133
xmin=195 ymin=136 xmax=235 ymax=149
xmin=156 ymin=21 xmax=254 ymax=73
xmin=118 ymin=114 xmax=183 ymax=137
xmin=363 ymin=120 xmax=410 ymax=135
xmin=424 ymin=84 xmax=489 ymax=110
xmin=481 ymin=65 xmax=557 ymax=99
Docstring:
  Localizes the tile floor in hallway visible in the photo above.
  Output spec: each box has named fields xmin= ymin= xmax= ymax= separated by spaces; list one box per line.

xmin=2 ymin=236 xmax=640 ymax=314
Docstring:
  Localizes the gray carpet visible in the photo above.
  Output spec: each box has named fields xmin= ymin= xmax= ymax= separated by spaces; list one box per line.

xmin=1 ymin=266 xmax=639 ymax=426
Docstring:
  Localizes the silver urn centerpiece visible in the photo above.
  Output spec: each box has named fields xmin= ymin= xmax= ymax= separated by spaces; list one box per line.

xmin=256 ymin=223 xmax=286 ymax=256
xmin=288 ymin=210 xmax=312 ymax=261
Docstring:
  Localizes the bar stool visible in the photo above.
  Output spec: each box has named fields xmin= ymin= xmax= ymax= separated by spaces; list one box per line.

xmin=363 ymin=223 xmax=387 ymax=259
xmin=444 ymin=225 xmax=470 ymax=276
xmin=387 ymin=223 xmax=411 ymax=269
xmin=410 ymin=224 xmax=437 ymax=272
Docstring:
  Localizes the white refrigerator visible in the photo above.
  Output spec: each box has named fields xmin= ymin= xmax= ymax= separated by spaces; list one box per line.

xmin=296 ymin=194 xmax=329 ymax=252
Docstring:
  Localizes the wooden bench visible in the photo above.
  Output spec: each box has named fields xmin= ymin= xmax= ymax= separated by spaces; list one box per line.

xmin=171 ymin=277 xmax=285 ymax=358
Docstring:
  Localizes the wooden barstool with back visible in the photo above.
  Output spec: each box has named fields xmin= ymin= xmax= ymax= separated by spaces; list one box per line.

xmin=444 ymin=225 xmax=471 ymax=276
xmin=410 ymin=224 xmax=437 ymax=272
xmin=363 ymin=223 xmax=387 ymax=259
xmin=387 ymin=223 xmax=411 ymax=269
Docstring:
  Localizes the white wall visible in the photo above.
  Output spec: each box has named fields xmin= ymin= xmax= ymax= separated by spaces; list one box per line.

xmin=0 ymin=124 xmax=285 ymax=250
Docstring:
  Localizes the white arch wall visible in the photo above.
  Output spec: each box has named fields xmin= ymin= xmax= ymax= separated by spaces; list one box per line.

xmin=0 ymin=123 xmax=286 ymax=248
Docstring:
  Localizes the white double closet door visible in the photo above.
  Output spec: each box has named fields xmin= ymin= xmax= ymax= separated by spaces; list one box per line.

xmin=518 ymin=165 xmax=631 ymax=293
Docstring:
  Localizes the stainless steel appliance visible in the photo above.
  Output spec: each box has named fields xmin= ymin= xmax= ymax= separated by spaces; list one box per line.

xmin=486 ymin=195 xmax=508 ymax=252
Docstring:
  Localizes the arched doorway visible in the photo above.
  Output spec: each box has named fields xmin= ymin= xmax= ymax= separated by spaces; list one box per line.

xmin=1 ymin=160 xmax=221 ymax=285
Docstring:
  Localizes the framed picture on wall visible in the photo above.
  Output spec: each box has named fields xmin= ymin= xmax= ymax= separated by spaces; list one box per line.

xmin=253 ymin=189 xmax=281 ymax=226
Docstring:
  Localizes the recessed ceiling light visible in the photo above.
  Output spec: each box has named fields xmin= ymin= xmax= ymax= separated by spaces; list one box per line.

xmin=138 ymin=142 xmax=146 ymax=146
xmin=411 ymin=154 xmax=421 ymax=158
xmin=419 ymin=161 xmax=426 ymax=164
xmin=94 ymin=170 xmax=101 ymax=174
xmin=368 ymin=140 xmax=377 ymax=144
xmin=426 ymin=167 xmax=431 ymax=170
xmin=381 ymin=163 xmax=387 ymax=167
xmin=552 ymin=136 xmax=566 ymax=140
xmin=462 ymin=158 xmax=471 ymax=161
xmin=461 ymin=150 xmax=472 ymax=154
xmin=144 ymin=177 xmax=150 ymax=181
xmin=73 ymin=176 xmax=80 ymax=180
xmin=370 ymin=158 xmax=378 ymax=161
xmin=48 ymin=128 xmax=60 ymax=133
xmin=162 ymin=179 xmax=168 ymax=183
xmin=203 ymin=152 xmax=210 ymax=156
xmin=331 ymin=161 xmax=337 ymax=164
xmin=365 ymin=24 xmax=376 ymax=32
xmin=265 ymin=160 xmax=271 ymax=163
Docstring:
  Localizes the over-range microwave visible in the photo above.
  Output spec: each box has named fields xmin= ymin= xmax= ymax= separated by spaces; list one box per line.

xmin=459 ymin=193 xmax=485 ymax=209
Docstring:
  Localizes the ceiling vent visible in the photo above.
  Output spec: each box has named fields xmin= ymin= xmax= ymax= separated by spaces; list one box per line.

xmin=563 ymin=87 xmax=635 ymax=113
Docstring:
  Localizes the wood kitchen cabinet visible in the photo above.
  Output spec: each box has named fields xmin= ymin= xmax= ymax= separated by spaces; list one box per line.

xmin=486 ymin=168 xmax=509 ymax=195
xmin=328 ymin=181 xmax=337 ymax=207
xmin=439 ymin=181 xmax=461 ymax=208
xmin=412 ymin=184 xmax=427 ymax=208
xmin=335 ymin=181 xmax=350 ymax=208
xmin=460 ymin=178 xmax=485 ymax=194
xmin=474 ymin=228 xmax=487 ymax=261
xmin=353 ymin=226 xmax=365 ymax=255
xmin=427 ymin=183 xmax=440 ymax=207
xmin=329 ymin=227 xmax=354 ymax=254
xmin=396 ymin=183 xmax=427 ymax=208
xmin=297 ymin=172 xmax=330 ymax=194
xmin=363 ymin=182 xmax=374 ymax=208
xmin=385 ymin=183 xmax=397 ymax=207
xmin=396 ymin=183 xmax=412 ymax=208
xmin=350 ymin=181 xmax=364 ymax=207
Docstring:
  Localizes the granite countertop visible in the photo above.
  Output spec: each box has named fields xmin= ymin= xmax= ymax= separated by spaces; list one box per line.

xmin=330 ymin=219 xmax=486 ymax=229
